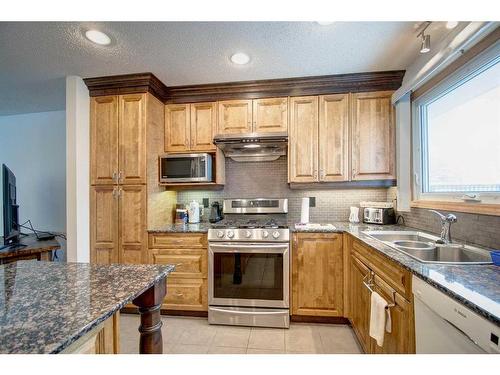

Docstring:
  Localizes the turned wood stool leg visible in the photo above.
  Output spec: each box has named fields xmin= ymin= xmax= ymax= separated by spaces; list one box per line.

xmin=132 ymin=277 xmax=167 ymax=354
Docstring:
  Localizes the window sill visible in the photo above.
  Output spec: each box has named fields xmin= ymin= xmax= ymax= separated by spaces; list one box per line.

xmin=410 ymin=200 xmax=500 ymax=216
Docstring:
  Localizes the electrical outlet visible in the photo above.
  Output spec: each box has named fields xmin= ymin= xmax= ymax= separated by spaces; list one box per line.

xmin=309 ymin=197 xmax=316 ymax=207
xmin=202 ymin=198 xmax=209 ymax=208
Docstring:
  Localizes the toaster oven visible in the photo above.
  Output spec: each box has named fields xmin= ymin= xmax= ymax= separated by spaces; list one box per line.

xmin=363 ymin=207 xmax=396 ymax=225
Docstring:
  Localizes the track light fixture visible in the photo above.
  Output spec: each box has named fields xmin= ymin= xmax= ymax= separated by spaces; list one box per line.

xmin=417 ymin=22 xmax=432 ymax=54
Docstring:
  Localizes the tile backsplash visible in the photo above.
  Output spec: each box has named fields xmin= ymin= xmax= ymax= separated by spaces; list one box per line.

xmin=387 ymin=188 xmax=500 ymax=249
xmin=177 ymin=157 xmax=388 ymax=223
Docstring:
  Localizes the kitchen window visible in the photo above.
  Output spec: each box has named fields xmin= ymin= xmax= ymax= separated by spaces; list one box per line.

xmin=413 ymin=44 xmax=500 ymax=207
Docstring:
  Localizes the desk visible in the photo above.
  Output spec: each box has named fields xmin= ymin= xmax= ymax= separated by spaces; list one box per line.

xmin=0 ymin=234 xmax=60 ymax=264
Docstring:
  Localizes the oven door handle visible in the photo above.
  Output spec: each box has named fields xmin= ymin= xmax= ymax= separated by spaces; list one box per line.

xmin=209 ymin=307 xmax=288 ymax=315
xmin=209 ymin=243 xmax=289 ymax=253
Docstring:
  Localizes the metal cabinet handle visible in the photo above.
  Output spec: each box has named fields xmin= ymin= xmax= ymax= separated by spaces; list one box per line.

xmin=320 ymin=169 xmax=325 ymax=180
xmin=118 ymin=170 xmax=123 ymax=183
xmin=112 ymin=187 xmax=118 ymax=199
xmin=174 ymin=292 xmax=184 ymax=297
xmin=112 ymin=171 xmax=118 ymax=183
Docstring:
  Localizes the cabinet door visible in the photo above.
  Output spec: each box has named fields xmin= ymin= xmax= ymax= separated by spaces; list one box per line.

xmin=253 ymin=97 xmax=288 ymax=133
xmin=119 ymin=94 xmax=147 ymax=184
xmin=351 ymin=91 xmax=395 ymax=180
xmin=370 ymin=275 xmax=414 ymax=354
xmin=190 ymin=102 xmax=216 ymax=151
xmin=349 ymin=254 xmax=371 ymax=353
xmin=292 ymin=233 xmax=344 ymax=316
xmin=319 ymin=94 xmax=349 ymax=182
xmin=289 ymin=96 xmax=319 ymax=182
xmin=165 ymin=104 xmax=190 ymax=152
xmin=90 ymin=185 xmax=119 ymax=264
xmin=90 ymin=96 xmax=119 ymax=185
xmin=119 ymin=185 xmax=146 ymax=264
xmin=217 ymin=100 xmax=252 ymax=135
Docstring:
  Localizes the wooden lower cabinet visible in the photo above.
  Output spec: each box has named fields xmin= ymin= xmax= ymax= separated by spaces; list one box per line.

xmin=64 ymin=312 xmax=120 ymax=354
xmin=148 ymin=233 xmax=208 ymax=312
xmin=349 ymin=254 xmax=371 ymax=352
xmin=348 ymin=236 xmax=415 ymax=354
xmin=163 ymin=278 xmax=207 ymax=311
xmin=291 ymin=233 xmax=344 ymax=317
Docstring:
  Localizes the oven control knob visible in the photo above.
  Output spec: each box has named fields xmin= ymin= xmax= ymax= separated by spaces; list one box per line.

xmin=262 ymin=230 xmax=269 ymax=238
xmin=272 ymin=231 xmax=280 ymax=239
xmin=245 ymin=230 xmax=252 ymax=238
xmin=216 ymin=230 xmax=224 ymax=238
xmin=227 ymin=230 xmax=235 ymax=239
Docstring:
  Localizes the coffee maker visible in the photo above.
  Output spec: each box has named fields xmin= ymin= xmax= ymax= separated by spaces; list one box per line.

xmin=209 ymin=202 xmax=223 ymax=223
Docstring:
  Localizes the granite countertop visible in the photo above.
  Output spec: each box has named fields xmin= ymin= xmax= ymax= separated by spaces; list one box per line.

xmin=147 ymin=220 xmax=500 ymax=325
xmin=0 ymin=234 xmax=61 ymax=259
xmin=0 ymin=261 xmax=174 ymax=354
xmin=148 ymin=223 xmax=211 ymax=233
xmin=294 ymin=222 xmax=500 ymax=326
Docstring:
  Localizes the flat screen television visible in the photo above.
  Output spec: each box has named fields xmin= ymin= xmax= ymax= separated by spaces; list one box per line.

xmin=2 ymin=164 xmax=21 ymax=250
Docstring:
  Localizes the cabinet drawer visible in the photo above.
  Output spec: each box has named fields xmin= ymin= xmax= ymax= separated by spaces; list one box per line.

xmin=149 ymin=248 xmax=207 ymax=278
xmin=164 ymin=278 xmax=207 ymax=311
xmin=351 ymin=238 xmax=411 ymax=299
xmin=148 ymin=233 xmax=207 ymax=249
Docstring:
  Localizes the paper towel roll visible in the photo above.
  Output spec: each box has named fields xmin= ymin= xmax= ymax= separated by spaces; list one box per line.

xmin=300 ymin=197 xmax=310 ymax=224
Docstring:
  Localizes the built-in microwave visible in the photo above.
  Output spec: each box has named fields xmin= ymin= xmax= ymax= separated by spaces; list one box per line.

xmin=159 ymin=153 xmax=213 ymax=183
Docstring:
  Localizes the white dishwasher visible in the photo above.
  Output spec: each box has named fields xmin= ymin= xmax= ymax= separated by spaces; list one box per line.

xmin=412 ymin=275 xmax=500 ymax=354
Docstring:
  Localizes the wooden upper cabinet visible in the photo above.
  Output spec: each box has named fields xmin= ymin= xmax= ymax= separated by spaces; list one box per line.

xmin=190 ymin=102 xmax=216 ymax=151
xmin=90 ymin=96 xmax=119 ymax=185
xmin=119 ymin=184 xmax=146 ymax=264
xmin=165 ymin=104 xmax=190 ymax=152
xmin=90 ymin=185 xmax=119 ymax=264
xmin=119 ymin=94 xmax=147 ymax=184
xmin=351 ymin=91 xmax=395 ymax=181
xmin=217 ymin=99 xmax=253 ymax=135
xmin=319 ymin=94 xmax=350 ymax=182
xmin=289 ymin=96 xmax=319 ymax=182
xmin=253 ymin=97 xmax=288 ymax=133
xmin=292 ymin=233 xmax=344 ymax=317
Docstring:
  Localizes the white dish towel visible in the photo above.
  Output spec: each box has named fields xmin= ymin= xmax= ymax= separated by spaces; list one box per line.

xmin=369 ymin=291 xmax=392 ymax=347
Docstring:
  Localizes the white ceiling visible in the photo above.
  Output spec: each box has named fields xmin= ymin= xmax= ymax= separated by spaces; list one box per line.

xmin=0 ymin=21 xmax=452 ymax=115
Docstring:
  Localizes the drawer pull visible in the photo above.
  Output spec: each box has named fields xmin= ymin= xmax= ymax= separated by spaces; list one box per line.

xmin=174 ymin=292 xmax=184 ymax=297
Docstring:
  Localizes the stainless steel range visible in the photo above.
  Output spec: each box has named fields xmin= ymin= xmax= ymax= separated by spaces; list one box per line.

xmin=208 ymin=198 xmax=290 ymax=328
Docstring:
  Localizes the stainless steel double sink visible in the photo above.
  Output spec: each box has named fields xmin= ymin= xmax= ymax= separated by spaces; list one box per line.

xmin=362 ymin=230 xmax=492 ymax=265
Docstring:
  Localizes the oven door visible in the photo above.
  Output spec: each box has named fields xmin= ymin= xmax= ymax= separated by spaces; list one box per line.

xmin=208 ymin=242 xmax=289 ymax=309
xmin=159 ymin=153 xmax=212 ymax=183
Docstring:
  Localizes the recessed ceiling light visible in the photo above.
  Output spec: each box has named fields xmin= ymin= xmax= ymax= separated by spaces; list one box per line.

xmin=446 ymin=21 xmax=459 ymax=29
xmin=85 ymin=30 xmax=111 ymax=45
xmin=316 ymin=21 xmax=335 ymax=26
xmin=230 ymin=52 xmax=250 ymax=65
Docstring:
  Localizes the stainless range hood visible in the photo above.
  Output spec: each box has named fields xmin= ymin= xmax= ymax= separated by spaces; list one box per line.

xmin=213 ymin=132 xmax=288 ymax=162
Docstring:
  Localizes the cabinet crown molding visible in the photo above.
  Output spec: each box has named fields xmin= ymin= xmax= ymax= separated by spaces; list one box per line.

xmin=84 ymin=70 xmax=405 ymax=103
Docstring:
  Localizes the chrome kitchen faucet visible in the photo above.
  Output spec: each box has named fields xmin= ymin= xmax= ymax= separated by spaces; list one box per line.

xmin=429 ymin=210 xmax=457 ymax=244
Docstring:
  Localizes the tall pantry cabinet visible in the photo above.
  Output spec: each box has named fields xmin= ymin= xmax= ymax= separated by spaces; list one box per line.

xmin=90 ymin=93 xmax=165 ymax=264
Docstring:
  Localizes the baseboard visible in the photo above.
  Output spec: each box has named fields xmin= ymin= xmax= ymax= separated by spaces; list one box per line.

xmin=290 ymin=315 xmax=350 ymax=324
xmin=120 ymin=306 xmax=208 ymax=318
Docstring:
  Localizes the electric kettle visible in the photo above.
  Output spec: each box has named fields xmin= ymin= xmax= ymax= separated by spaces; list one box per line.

xmin=209 ymin=202 xmax=223 ymax=223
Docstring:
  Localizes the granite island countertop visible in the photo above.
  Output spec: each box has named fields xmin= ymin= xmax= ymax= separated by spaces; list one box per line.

xmin=0 ymin=261 xmax=174 ymax=354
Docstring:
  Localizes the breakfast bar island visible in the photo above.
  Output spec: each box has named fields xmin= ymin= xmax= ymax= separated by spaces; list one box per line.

xmin=0 ymin=261 xmax=174 ymax=354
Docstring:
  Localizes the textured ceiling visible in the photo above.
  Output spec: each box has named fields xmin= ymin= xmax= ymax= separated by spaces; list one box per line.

xmin=0 ymin=21 xmax=452 ymax=115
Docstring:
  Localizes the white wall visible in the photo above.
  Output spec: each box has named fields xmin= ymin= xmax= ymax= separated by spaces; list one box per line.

xmin=0 ymin=110 xmax=66 ymax=233
xmin=65 ymin=76 xmax=90 ymax=263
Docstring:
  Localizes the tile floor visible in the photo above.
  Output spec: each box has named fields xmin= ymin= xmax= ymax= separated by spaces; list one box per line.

xmin=120 ymin=313 xmax=362 ymax=354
